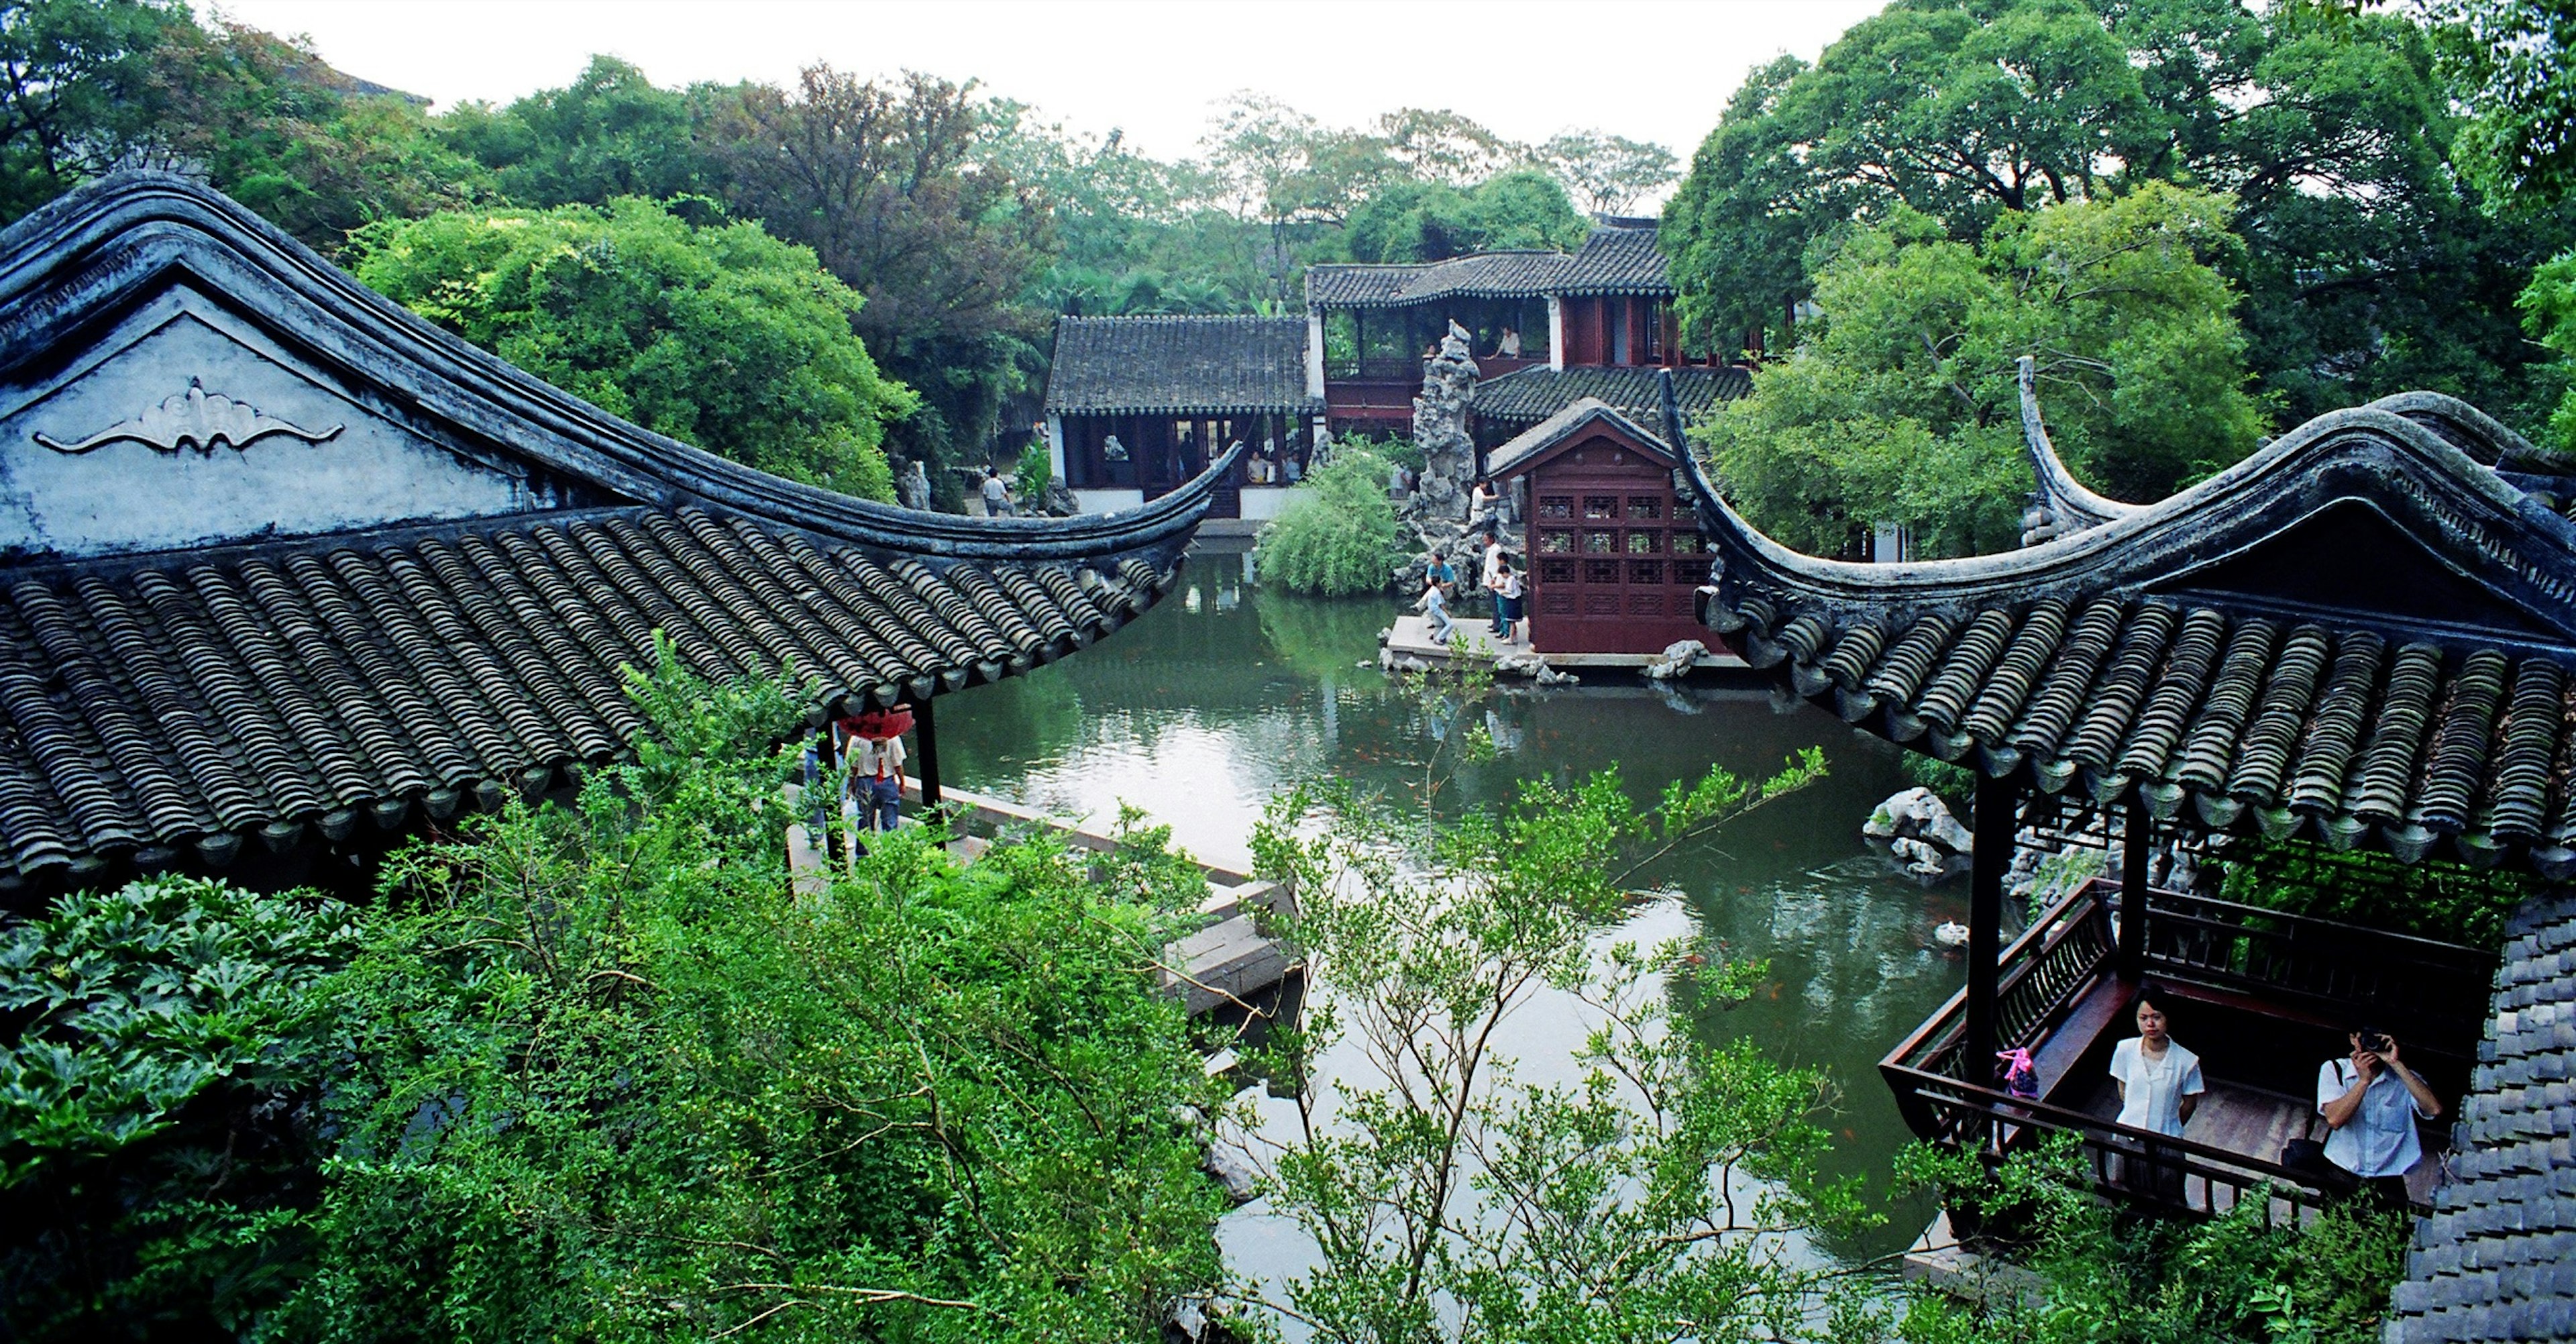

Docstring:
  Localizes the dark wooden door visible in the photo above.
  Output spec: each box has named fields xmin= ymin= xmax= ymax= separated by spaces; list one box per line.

xmin=1525 ymin=442 xmax=1705 ymax=654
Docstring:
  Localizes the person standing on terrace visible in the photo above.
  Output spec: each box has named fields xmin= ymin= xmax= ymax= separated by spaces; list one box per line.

xmin=2319 ymin=1026 xmax=2443 ymax=1205
xmin=2110 ymin=988 xmax=2204 ymax=1200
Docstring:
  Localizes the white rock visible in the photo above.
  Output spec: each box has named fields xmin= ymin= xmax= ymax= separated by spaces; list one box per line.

xmin=1644 ymin=639 xmax=1709 ymax=681
xmin=1890 ymin=836 xmax=1949 ymax=876
xmin=1885 ymin=829 xmax=1937 ymax=875
xmin=1864 ymin=786 xmax=1973 ymax=854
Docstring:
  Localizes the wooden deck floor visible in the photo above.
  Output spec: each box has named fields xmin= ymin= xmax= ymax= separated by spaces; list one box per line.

xmin=2073 ymin=1077 xmax=2447 ymax=1208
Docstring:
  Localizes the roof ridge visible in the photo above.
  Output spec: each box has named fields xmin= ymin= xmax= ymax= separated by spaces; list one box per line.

xmin=0 ymin=171 xmax=1225 ymax=567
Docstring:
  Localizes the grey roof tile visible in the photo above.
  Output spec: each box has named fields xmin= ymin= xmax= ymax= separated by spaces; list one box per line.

xmin=2388 ymin=893 xmax=2576 ymax=1342
xmin=1044 ymin=315 xmax=1318 ymax=415
xmin=1474 ymin=364 xmax=1749 ymax=429
xmin=1303 ymin=225 xmax=1674 ymax=309
xmin=1553 ymin=226 xmax=1674 ymax=296
xmin=0 ymin=173 xmax=1221 ymax=892
xmin=1305 ymin=250 xmax=1573 ymax=308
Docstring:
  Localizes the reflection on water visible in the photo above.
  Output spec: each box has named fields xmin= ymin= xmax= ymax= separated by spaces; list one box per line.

xmin=938 ymin=569 xmax=1964 ymax=1260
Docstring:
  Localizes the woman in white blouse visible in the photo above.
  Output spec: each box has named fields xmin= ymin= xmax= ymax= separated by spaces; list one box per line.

xmin=2109 ymin=988 xmax=2204 ymax=1201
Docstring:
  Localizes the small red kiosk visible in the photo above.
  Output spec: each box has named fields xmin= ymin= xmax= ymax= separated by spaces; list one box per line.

xmin=1488 ymin=398 xmax=1707 ymax=656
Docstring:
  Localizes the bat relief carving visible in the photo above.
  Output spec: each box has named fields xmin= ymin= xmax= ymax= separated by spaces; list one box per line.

xmin=34 ymin=379 xmax=345 ymax=455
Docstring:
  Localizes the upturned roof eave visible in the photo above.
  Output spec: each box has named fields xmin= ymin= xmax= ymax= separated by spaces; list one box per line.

xmin=0 ymin=172 xmax=1226 ymax=570
xmin=1693 ymin=404 xmax=2562 ymax=621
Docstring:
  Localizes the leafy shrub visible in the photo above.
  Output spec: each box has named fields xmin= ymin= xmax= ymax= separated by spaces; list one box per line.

xmin=0 ymin=878 xmax=360 ymax=1339
xmin=281 ymin=657 xmax=1226 ymax=1341
xmin=1014 ymin=437 xmax=1052 ymax=503
xmin=1256 ymin=447 xmax=1406 ymax=596
xmin=4 ymin=658 xmax=1227 ymax=1341
xmin=1898 ymin=1136 xmax=2411 ymax=1344
xmin=2217 ymin=836 xmax=2532 ymax=948
xmin=1900 ymin=754 xmax=1978 ymax=811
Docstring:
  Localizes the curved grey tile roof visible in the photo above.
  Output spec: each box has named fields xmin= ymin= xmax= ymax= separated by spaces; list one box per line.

xmin=0 ymin=173 xmax=1230 ymax=892
xmin=1554 ymin=227 xmax=1673 ymax=297
xmin=1476 ymin=364 xmax=1748 ymax=429
xmin=1686 ymin=391 xmax=2576 ymax=878
xmin=1305 ymin=250 xmax=1572 ymax=309
xmin=2390 ymin=891 xmax=2576 ymax=1342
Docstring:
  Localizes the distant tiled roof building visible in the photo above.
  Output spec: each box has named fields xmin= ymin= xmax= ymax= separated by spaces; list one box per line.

xmin=1552 ymin=227 xmax=1674 ymax=297
xmin=0 ymin=174 xmax=1225 ymax=897
xmin=1475 ymin=364 xmax=1748 ymax=435
xmin=1304 ymin=250 xmax=1576 ymax=309
xmin=1302 ymin=227 xmax=1674 ymax=309
xmin=1043 ymin=315 xmax=1319 ymax=417
xmin=2390 ymin=892 xmax=2576 ymax=1343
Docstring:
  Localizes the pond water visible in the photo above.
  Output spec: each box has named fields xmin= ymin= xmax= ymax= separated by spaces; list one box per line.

xmin=936 ymin=558 xmax=1973 ymax=1268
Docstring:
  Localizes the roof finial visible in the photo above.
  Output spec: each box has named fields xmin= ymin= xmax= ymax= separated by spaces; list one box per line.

xmin=2017 ymin=354 xmax=2135 ymax=546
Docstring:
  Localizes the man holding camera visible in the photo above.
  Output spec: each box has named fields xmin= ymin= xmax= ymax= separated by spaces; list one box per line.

xmin=2316 ymin=1027 xmax=2443 ymax=1205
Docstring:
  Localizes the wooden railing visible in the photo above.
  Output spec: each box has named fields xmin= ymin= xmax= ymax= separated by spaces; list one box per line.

xmin=1881 ymin=877 xmax=2493 ymax=1222
xmin=1882 ymin=882 xmax=2116 ymax=1092
xmin=2141 ymin=889 xmax=2495 ymax=1049
xmin=1892 ymin=1072 xmax=2344 ymax=1226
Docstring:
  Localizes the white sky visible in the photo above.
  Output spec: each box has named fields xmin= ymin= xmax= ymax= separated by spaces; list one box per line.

xmin=212 ymin=0 xmax=1885 ymax=176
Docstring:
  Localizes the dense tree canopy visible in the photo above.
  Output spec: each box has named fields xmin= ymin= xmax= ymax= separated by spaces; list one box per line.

xmin=700 ymin=65 xmax=1053 ymax=495
xmin=1665 ymin=0 xmax=2576 ymax=443
xmin=437 ymin=54 xmax=721 ymax=208
xmin=1699 ymin=185 xmax=2263 ymax=559
xmin=2434 ymin=0 xmax=2576 ymax=205
xmin=349 ymin=197 xmax=912 ymax=499
xmin=0 ymin=1 xmax=480 ymax=248
xmin=1340 ymin=168 xmax=1589 ymax=264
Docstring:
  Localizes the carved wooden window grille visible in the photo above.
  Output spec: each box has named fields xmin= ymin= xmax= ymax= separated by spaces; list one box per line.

xmin=1540 ymin=496 xmax=1574 ymax=519
xmin=1584 ymin=559 xmax=1621 ymax=585
xmin=1628 ymin=560 xmax=1663 ymax=586
xmin=1584 ymin=531 xmax=1615 ymax=554
xmin=1583 ymin=495 xmax=1618 ymax=519
xmin=1627 ymin=496 xmax=1663 ymax=519
xmin=1625 ymin=531 xmax=1660 ymax=554
xmin=1540 ymin=531 xmax=1574 ymax=554
xmin=1540 ymin=558 xmax=1575 ymax=584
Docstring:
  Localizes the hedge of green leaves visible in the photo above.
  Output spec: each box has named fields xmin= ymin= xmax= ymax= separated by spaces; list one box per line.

xmin=1 ymin=658 xmax=1225 ymax=1341
xmin=1254 ymin=447 xmax=1407 ymax=597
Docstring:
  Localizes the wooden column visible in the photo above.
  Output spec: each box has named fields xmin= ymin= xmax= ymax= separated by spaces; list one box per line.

xmin=1966 ymin=770 xmax=2019 ymax=1090
xmin=912 ymin=697 xmax=943 ymax=810
xmin=2120 ymin=798 xmax=2151 ymax=981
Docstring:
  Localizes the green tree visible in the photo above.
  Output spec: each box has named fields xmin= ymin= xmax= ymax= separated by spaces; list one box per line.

xmin=1665 ymin=0 xmax=2576 ymax=433
xmin=1536 ymin=129 xmax=1680 ymax=217
xmin=0 ymin=0 xmax=195 ymax=219
xmin=2519 ymin=247 xmax=2576 ymax=451
xmin=2432 ymin=0 xmax=2576 ymax=205
xmin=1368 ymin=107 xmax=1520 ymax=189
xmin=0 ymin=3 xmax=486 ymax=250
xmin=1664 ymin=0 xmax=2156 ymax=353
xmin=437 ymin=54 xmax=721 ymax=208
xmin=348 ymin=196 xmax=912 ymax=498
xmin=1254 ymin=446 xmax=1406 ymax=596
xmin=709 ymin=65 xmax=1051 ymax=490
xmin=1342 ymin=169 xmax=1589 ymax=264
xmin=1234 ymin=656 xmax=1857 ymax=1343
xmin=1699 ymin=185 xmax=2263 ymax=558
